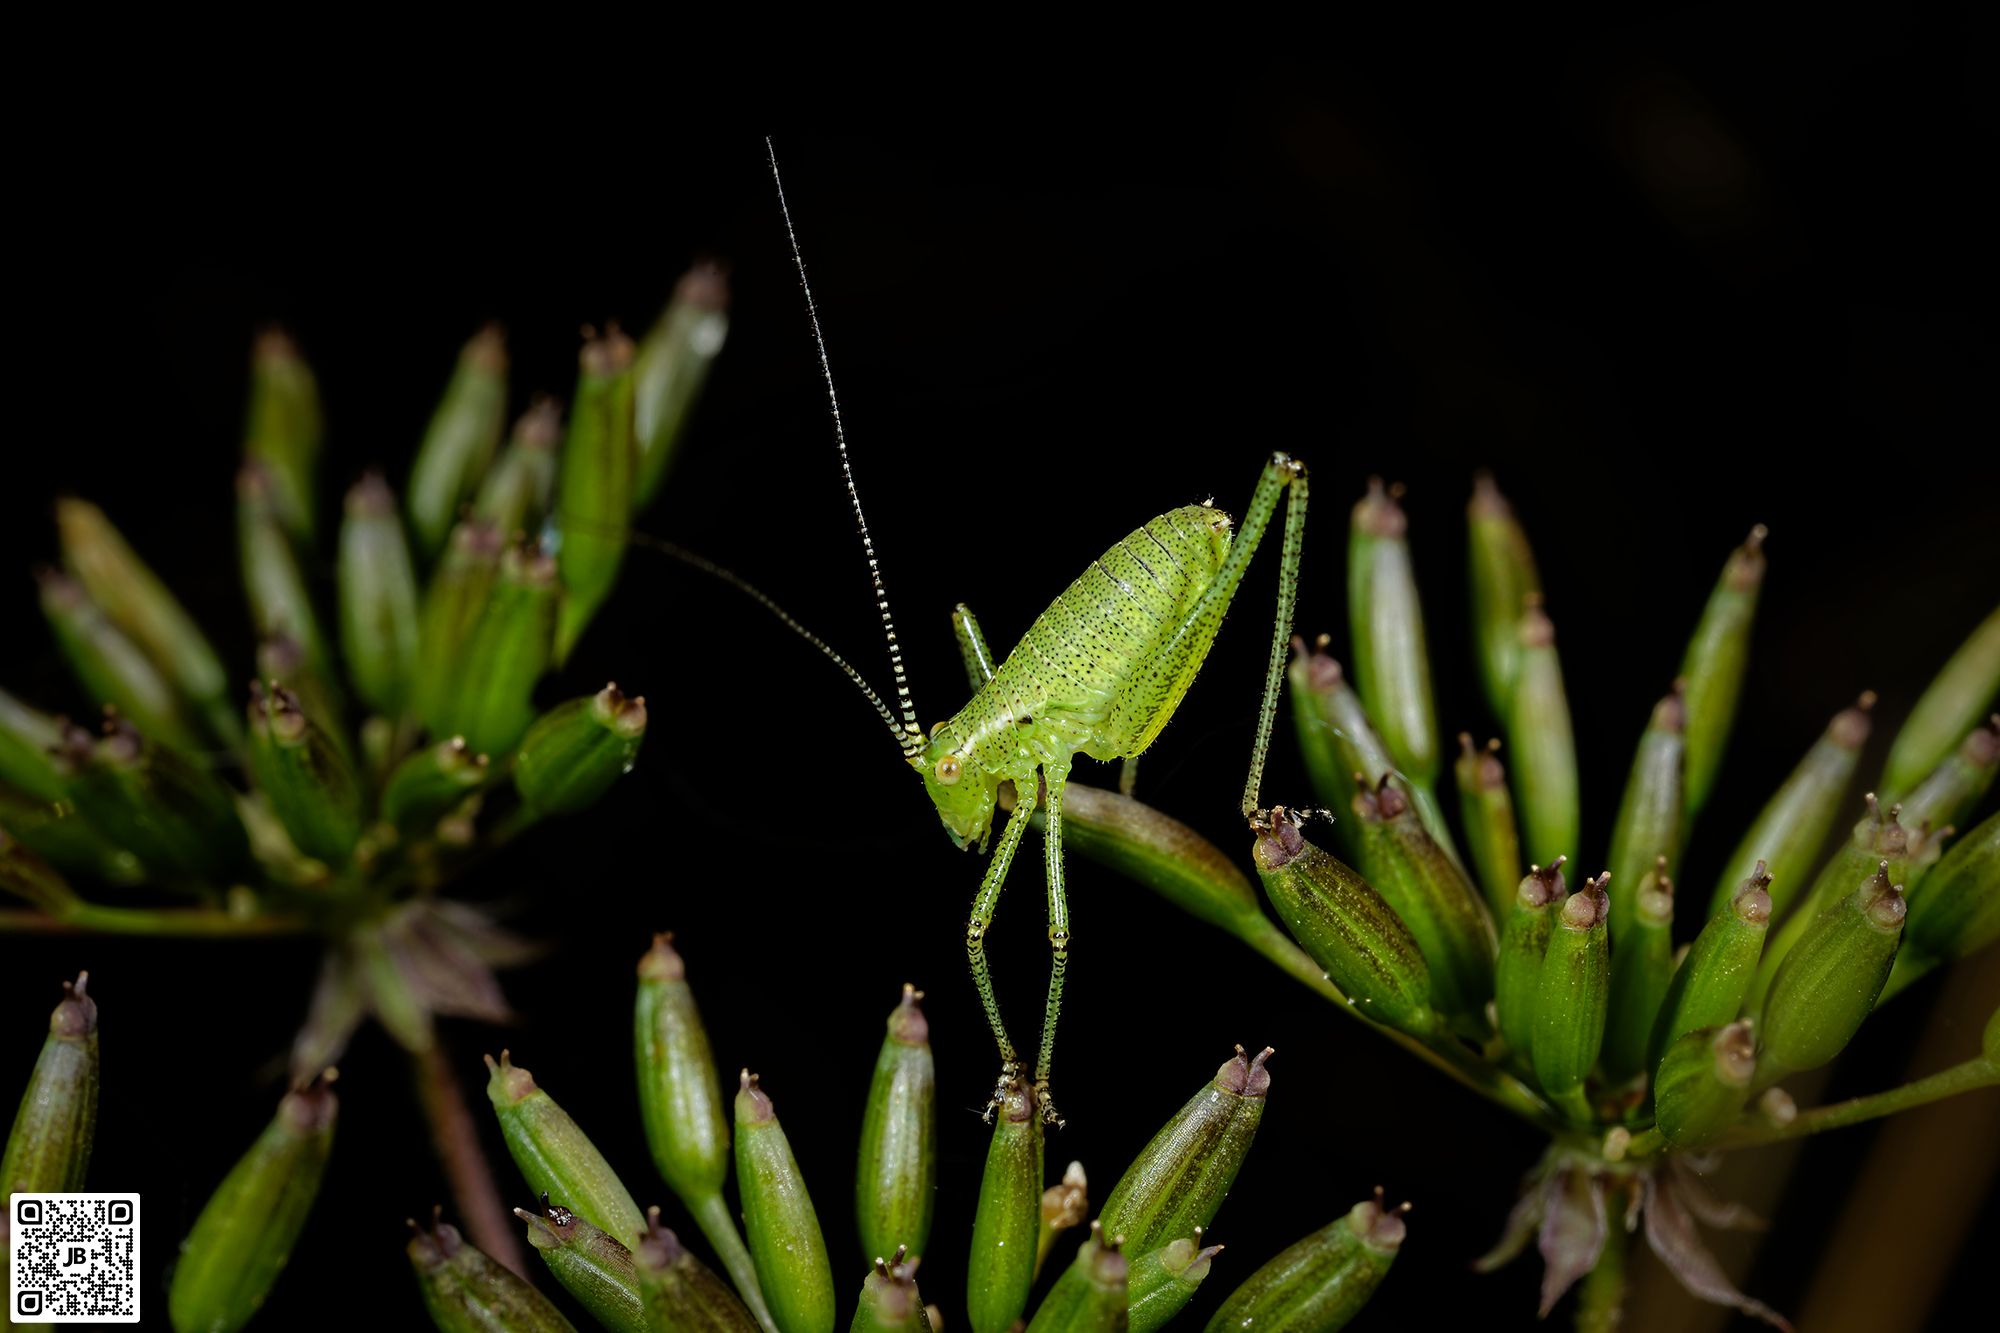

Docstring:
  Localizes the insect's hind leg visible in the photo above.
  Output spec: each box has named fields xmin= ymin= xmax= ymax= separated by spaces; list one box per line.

xmin=1237 ymin=454 xmax=1309 ymax=822
xmin=970 ymin=781 xmax=1036 ymax=1120
xmin=1033 ymin=760 xmax=1074 ymax=1127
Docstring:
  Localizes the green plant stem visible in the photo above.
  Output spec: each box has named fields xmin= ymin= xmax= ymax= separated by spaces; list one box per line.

xmin=690 ymin=1189 xmax=780 ymax=1333
xmin=410 ymin=1039 xmax=528 ymax=1276
xmin=1237 ymin=913 xmax=1564 ymax=1133
xmin=0 ymin=904 xmax=308 ymax=936
xmin=1576 ymin=1217 xmax=1627 ymax=1333
xmin=1710 ymin=1056 xmax=2000 ymax=1150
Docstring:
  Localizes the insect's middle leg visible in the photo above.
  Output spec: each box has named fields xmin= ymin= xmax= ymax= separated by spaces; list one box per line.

xmin=1034 ymin=759 xmax=1073 ymax=1127
xmin=969 ymin=780 xmax=1036 ymax=1118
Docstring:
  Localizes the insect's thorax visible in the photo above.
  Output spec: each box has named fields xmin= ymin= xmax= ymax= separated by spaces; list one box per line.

xmin=939 ymin=502 xmax=1233 ymax=782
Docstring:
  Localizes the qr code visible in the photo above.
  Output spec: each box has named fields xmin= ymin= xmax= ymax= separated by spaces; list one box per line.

xmin=8 ymin=1194 xmax=139 ymax=1324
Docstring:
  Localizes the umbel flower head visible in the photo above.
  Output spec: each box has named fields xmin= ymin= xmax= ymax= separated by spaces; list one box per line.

xmin=1040 ymin=473 xmax=1998 ymax=1327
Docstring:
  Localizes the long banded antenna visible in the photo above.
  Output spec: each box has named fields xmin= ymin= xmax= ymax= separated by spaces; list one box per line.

xmin=766 ymin=138 xmax=926 ymax=759
xmin=627 ymin=531 xmax=913 ymax=749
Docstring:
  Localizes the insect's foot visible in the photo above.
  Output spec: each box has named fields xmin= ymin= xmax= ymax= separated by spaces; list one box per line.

xmin=1034 ymin=1079 xmax=1066 ymax=1129
xmin=982 ymin=1063 xmax=1023 ymax=1124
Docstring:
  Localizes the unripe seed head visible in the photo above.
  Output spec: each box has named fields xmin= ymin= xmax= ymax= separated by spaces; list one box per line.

xmin=1560 ymin=876 xmax=1609 ymax=929
xmin=1733 ymin=862 xmax=1774 ymax=925
xmin=1712 ymin=1021 xmax=1757 ymax=1087
xmin=1347 ymin=1188 xmax=1410 ymax=1253
xmin=1858 ymin=864 xmax=1908 ymax=931
xmin=1518 ymin=857 xmax=1568 ymax=910
xmin=49 ymin=972 xmax=96 ymax=1040
xmin=735 ymin=1069 xmax=774 ymax=1125
xmin=1214 ymin=1044 xmax=1275 ymax=1099
xmin=636 ymin=932 xmax=685 ymax=983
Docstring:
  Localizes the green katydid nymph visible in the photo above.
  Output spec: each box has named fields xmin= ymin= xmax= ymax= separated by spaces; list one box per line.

xmin=687 ymin=143 xmax=1313 ymax=1127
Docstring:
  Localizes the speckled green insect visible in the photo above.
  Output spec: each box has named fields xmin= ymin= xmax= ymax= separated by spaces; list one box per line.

xmin=749 ymin=147 xmax=1311 ymax=1125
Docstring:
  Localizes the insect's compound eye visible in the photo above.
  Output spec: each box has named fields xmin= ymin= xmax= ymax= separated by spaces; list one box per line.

xmin=934 ymin=755 xmax=963 ymax=786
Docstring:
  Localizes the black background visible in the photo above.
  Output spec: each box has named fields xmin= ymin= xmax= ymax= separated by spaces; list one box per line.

xmin=5 ymin=23 xmax=1997 ymax=1332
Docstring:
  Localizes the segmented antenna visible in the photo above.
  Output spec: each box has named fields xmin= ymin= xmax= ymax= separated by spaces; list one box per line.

xmin=767 ymin=138 xmax=926 ymax=759
xmin=627 ymin=532 xmax=912 ymax=749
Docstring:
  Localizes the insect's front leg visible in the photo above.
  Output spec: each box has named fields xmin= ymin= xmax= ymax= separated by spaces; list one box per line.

xmin=1034 ymin=758 xmax=1074 ymax=1127
xmin=970 ymin=781 xmax=1036 ymax=1121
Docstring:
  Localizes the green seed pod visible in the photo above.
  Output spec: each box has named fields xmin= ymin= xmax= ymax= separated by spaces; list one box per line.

xmin=61 ymin=718 xmax=249 ymax=880
xmin=415 ymin=519 xmax=505 ymax=736
xmin=856 ymin=986 xmax=937 ymax=1264
xmin=1127 ymin=1233 xmax=1222 ymax=1333
xmin=1678 ymin=526 xmax=1766 ymax=821
xmin=168 ymin=1077 xmax=337 ymax=1333
xmin=1904 ymin=808 xmax=2000 ymax=962
xmin=1652 ymin=865 xmax=1772 ymax=1060
xmin=634 ymin=934 xmax=730 ymax=1198
xmin=1201 ymin=1192 xmax=1407 ymax=1333
xmin=635 ymin=264 xmax=730 ymax=511
xmin=0 ymin=687 xmax=67 ymax=803
xmin=1251 ymin=809 xmax=1436 ymax=1037
xmin=1532 ymin=874 xmax=1610 ymax=1116
xmin=1602 ymin=863 xmax=1676 ymax=1082
xmin=1024 ymin=1225 xmax=1128 ymax=1333
xmin=257 ymin=633 xmax=348 ymax=758
xmin=515 ymin=685 xmax=649 ymax=818
xmin=1288 ymin=638 xmax=1397 ymax=866
xmin=407 ymin=1212 xmax=580 ymax=1333
xmin=242 ymin=329 xmax=324 ymax=546
xmin=1882 ymin=605 xmax=2000 ymax=801
xmin=247 ymin=683 xmax=362 ymax=865
xmin=1751 ymin=794 xmax=1909 ymax=1012
xmin=1897 ymin=717 xmax=1999 ymax=871
xmin=850 ymin=1250 xmax=928 ymax=1333
xmin=1 ymin=974 xmax=97 ymax=1196
xmin=455 ymin=544 xmax=560 ymax=758
xmin=1507 ymin=599 xmax=1579 ymax=870
xmin=1759 ymin=864 xmax=1905 ymax=1077
xmin=238 ymin=462 xmax=332 ymax=678
xmin=517 ymin=1198 xmax=645 ymax=1333
xmin=0 ymin=826 xmax=77 ymax=915
xmin=383 ymin=738 xmax=491 ymax=836
xmin=966 ymin=1080 xmax=1044 ymax=1333
xmin=37 ymin=568 xmax=195 ymax=749
xmin=1494 ymin=860 xmax=1566 ymax=1063
xmin=1606 ymin=686 xmax=1685 ymax=954
xmin=555 ymin=328 xmax=638 ymax=664
xmin=1708 ymin=695 xmax=1873 ymax=919
xmin=1653 ymin=1022 xmax=1756 ymax=1148
xmin=338 ymin=471 xmax=423 ymax=715
xmin=486 ymin=1051 xmax=646 ymax=1245
xmin=736 ymin=1071 xmax=836 ymax=1333
xmin=636 ymin=937 xmax=775 ymax=1332
xmin=473 ymin=399 xmax=563 ymax=539
xmin=0 ymin=783 xmax=140 ymax=886
xmin=1098 ymin=1046 xmax=1272 ymax=1256
xmin=409 ymin=325 xmax=510 ymax=559
xmin=1455 ymin=734 xmax=1523 ymax=920
xmin=1467 ymin=472 xmax=1542 ymax=715
xmin=1348 ymin=478 xmax=1440 ymax=790
xmin=635 ymin=1208 xmax=762 ymax=1333
xmin=1037 ymin=1160 xmax=1089 ymax=1278
xmin=1350 ymin=781 xmax=1494 ymax=1024
xmin=55 ymin=499 xmax=238 ymax=745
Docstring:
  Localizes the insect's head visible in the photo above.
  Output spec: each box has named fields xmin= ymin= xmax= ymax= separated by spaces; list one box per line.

xmin=913 ymin=729 xmax=998 ymax=852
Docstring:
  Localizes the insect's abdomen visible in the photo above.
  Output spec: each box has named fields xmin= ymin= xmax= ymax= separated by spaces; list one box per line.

xmin=953 ymin=505 xmax=1229 ymax=773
